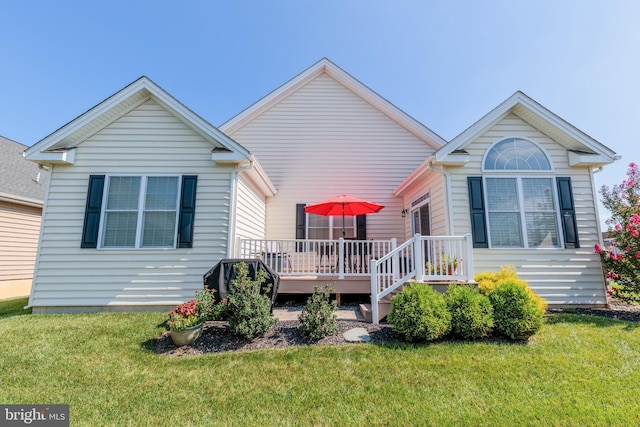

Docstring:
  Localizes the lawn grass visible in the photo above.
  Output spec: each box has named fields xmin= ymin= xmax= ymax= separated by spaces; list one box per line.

xmin=0 ymin=296 xmax=31 ymax=317
xmin=1 ymin=298 xmax=639 ymax=426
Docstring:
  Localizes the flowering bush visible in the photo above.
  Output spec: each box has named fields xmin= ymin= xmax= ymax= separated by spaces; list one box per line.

xmin=597 ymin=162 xmax=640 ymax=302
xmin=167 ymin=288 xmax=221 ymax=331
xmin=167 ymin=299 xmax=200 ymax=331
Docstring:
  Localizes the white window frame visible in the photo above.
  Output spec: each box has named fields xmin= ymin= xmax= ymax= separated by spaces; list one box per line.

xmin=98 ymin=175 xmax=181 ymax=249
xmin=411 ymin=192 xmax=431 ymax=237
xmin=482 ymin=137 xmax=562 ymax=249
xmin=482 ymin=137 xmax=554 ymax=173
xmin=305 ymin=213 xmax=357 ymax=240
xmin=483 ymin=175 xmax=563 ymax=249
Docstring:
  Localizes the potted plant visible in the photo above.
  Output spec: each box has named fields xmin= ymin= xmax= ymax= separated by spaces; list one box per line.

xmin=426 ymin=252 xmax=459 ymax=275
xmin=167 ymin=288 xmax=218 ymax=346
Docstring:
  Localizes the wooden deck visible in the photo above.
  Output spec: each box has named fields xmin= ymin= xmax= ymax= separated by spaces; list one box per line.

xmin=278 ymin=276 xmax=371 ymax=294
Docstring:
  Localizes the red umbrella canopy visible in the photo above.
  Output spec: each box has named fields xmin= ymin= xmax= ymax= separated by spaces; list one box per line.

xmin=304 ymin=195 xmax=385 ymax=216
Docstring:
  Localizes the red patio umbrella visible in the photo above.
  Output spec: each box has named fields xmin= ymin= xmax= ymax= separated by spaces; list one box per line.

xmin=304 ymin=195 xmax=385 ymax=237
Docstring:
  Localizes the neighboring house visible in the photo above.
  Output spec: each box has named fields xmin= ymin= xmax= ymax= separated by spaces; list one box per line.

xmin=0 ymin=136 xmax=48 ymax=298
xmin=24 ymin=59 xmax=618 ymax=315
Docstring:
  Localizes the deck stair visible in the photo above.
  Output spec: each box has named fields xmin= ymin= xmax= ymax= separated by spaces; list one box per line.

xmin=359 ymin=293 xmax=395 ymax=323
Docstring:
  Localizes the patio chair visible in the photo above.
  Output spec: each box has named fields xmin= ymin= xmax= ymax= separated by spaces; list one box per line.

xmin=262 ymin=241 xmax=291 ymax=272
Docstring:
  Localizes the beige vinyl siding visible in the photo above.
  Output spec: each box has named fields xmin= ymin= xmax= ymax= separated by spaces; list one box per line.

xmin=30 ymin=99 xmax=234 ymax=310
xmin=235 ymin=174 xmax=266 ymax=241
xmin=400 ymin=174 xmax=447 ymax=239
xmin=448 ymin=113 xmax=606 ymax=305
xmin=0 ymin=201 xmax=42 ymax=284
xmin=226 ymin=73 xmax=436 ymax=241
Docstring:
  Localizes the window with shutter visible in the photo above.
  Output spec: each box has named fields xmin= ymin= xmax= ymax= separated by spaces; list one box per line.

xmin=470 ymin=138 xmax=570 ymax=249
xmin=81 ymin=174 xmax=196 ymax=249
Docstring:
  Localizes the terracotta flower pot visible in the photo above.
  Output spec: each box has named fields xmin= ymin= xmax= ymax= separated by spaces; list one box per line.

xmin=169 ymin=323 xmax=203 ymax=346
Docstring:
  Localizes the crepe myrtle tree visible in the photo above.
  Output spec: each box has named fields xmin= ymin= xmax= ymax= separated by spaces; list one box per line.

xmin=596 ymin=162 xmax=640 ymax=302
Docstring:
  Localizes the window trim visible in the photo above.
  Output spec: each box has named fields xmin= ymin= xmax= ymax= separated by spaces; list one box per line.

xmin=97 ymin=174 xmax=181 ymax=250
xmin=305 ymin=213 xmax=357 ymax=240
xmin=482 ymin=137 xmax=555 ymax=173
xmin=483 ymin=175 xmax=563 ymax=249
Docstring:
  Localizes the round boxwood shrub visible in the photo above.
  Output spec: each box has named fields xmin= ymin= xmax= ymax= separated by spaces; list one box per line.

xmin=387 ymin=284 xmax=451 ymax=342
xmin=445 ymin=285 xmax=494 ymax=340
xmin=487 ymin=281 xmax=545 ymax=340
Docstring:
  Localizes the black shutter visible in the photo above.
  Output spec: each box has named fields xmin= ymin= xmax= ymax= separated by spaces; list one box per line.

xmin=177 ymin=175 xmax=198 ymax=248
xmin=467 ymin=176 xmax=488 ymax=248
xmin=557 ymin=177 xmax=580 ymax=249
xmin=81 ymin=175 xmax=105 ymax=248
xmin=295 ymin=204 xmax=306 ymax=251
xmin=356 ymin=214 xmax=367 ymax=239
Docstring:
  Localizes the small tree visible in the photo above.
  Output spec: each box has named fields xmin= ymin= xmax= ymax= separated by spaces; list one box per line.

xmin=298 ymin=285 xmax=339 ymax=340
xmin=597 ymin=162 xmax=640 ymax=302
xmin=226 ymin=262 xmax=277 ymax=339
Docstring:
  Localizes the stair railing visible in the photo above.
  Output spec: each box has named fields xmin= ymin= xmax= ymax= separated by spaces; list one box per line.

xmin=369 ymin=234 xmax=420 ymax=324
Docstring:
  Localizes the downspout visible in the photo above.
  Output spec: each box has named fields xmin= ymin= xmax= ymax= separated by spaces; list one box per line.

xmin=591 ymin=166 xmax=605 ymax=245
xmin=427 ymin=160 xmax=455 ymax=235
xmin=227 ymin=157 xmax=255 ymax=258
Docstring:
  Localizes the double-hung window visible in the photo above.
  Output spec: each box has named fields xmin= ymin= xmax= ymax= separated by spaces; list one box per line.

xmin=307 ymin=214 xmax=356 ymax=239
xmin=480 ymin=138 xmax=561 ymax=249
xmin=101 ymin=176 xmax=180 ymax=248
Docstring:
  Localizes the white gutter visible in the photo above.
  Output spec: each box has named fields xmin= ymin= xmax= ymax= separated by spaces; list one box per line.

xmin=226 ymin=157 xmax=255 ymax=258
xmin=427 ymin=160 xmax=455 ymax=235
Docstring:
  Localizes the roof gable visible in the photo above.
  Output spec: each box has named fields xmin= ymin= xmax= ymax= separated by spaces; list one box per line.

xmin=435 ymin=91 xmax=619 ymax=167
xmin=25 ymin=77 xmax=251 ymax=164
xmin=220 ymin=58 xmax=446 ymax=149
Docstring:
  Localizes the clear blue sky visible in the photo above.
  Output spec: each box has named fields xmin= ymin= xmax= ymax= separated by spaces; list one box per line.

xmin=2 ymin=0 xmax=638 ymax=226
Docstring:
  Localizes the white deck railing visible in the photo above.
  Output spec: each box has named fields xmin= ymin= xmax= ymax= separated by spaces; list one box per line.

xmin=236 ymin=238 xmax=395 ymax=279
xmin=237 ymin=234 xmax=474 ymax=324
xmin=369 ymin=234 xmax=474 ymax=324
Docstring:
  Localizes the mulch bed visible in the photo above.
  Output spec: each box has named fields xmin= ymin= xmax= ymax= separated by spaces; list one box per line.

xmin=156 ymin=300 xmax=640 ymax=357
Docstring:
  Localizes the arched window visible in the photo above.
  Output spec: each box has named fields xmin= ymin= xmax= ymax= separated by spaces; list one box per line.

xmin=484 ymin=138 xmax=551 ymax=171
xmin=477 ymin=138 xmax=561 ymax=249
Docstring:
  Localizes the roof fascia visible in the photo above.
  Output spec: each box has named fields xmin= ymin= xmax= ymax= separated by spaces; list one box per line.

xmin=25 ymin=148 xmax=76 ymax=165
xmin=25 ymin=77 xmax=251 ymax=162
xmin=393 ymin=156 xmax=434 ymax=197
xmin=436 ymin=91 xmax=618 ymax=163
xmin=220 ymin=58 xmax=445 ymax=149
xmin=0 ymin=192 xmax=43 ymax=208
xmin=243 ymin=158 xmax=277 ymax=197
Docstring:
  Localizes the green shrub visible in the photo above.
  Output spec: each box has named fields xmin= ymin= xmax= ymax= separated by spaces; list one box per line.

xmin=445 ymin=285 xmax=493 ymax=340
xmin=298 ymin=285 xmax=339 ymax=340
xmin=488 ymin=281 xmax=544 ymax=340
xmin=195 ymin=288 xmax=227 ymax=322
xmin=225 ymin=262 xmax=277 ymax=340
xmin=475 ymin=265 xmax=527 ymax=295
xmin=609 ymin=282 xmax=640 ymax=304
xmin=387 ymin=284 xmax=451 ymax=342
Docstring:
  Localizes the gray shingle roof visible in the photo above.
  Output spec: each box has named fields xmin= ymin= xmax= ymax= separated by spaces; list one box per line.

xmin=0 ymin=135 xmax=47 ymax=203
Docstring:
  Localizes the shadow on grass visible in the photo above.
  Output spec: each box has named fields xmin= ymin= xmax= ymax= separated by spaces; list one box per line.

xmin=546 ymin=312 xmax=640 ymax=331
xmin=0 ymin=297 xmax=31 ymax=319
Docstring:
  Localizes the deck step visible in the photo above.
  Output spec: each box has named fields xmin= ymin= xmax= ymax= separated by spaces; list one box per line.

xmin=359 ymin=301 xmax=392 ymax=323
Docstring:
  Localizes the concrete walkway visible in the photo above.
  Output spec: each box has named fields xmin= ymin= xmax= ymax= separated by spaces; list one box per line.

xmin=273 ymin=306 xmax=365 ymax=322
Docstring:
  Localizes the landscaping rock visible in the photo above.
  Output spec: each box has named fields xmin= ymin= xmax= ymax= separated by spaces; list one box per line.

xmin=343 ymin=327 xmax=371 ymax=343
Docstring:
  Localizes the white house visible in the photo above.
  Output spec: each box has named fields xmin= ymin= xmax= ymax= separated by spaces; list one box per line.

xmin=24 ymin=59 xmax=618 ymax=316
